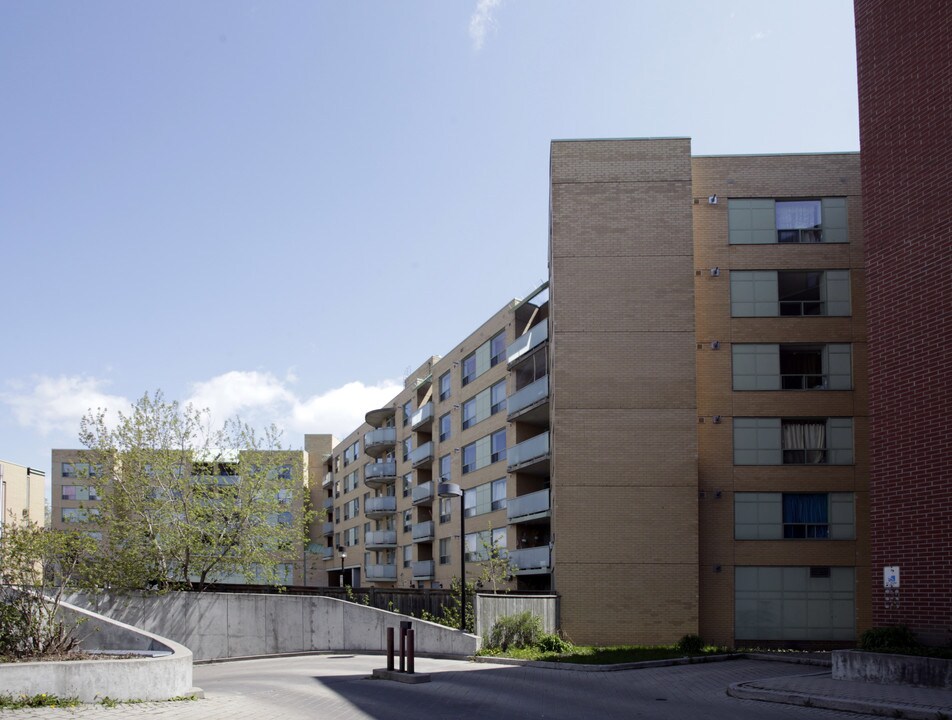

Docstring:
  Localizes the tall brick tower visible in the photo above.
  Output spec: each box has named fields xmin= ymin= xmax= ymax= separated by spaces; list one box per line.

xmin=855 ymin=0 xmax=952 ymax=645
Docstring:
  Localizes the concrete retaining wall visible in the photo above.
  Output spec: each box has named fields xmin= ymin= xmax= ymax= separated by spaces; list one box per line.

xmin=833 ymin=650 xmax=952 ymax=689
xmin=0 ymin=599 xmax=192 ymax=703
xmin=68 ymin=591 xmax=480 ymax=661
xmin=475 ymin=594 xmax=559 ymax=639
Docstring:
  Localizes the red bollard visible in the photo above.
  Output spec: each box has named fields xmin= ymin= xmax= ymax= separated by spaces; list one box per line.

xmin=386 ymin=627 xmax=395 ymax=671
xmin=406 ymin=629 xmax=415 ymax=674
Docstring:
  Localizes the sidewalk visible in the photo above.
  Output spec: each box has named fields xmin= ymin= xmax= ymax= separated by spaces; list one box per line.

xmin=729 ymin=668 xmax=952 ymax=720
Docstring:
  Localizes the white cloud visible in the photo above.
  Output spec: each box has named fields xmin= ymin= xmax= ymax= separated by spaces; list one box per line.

xmin=469 ymin=0 xmax=503 ymax=50
xmin=2 ymin=375 xmax=130 ymax=436
xmin=4 ymin=371 xmax=404 ymax=447
xmin=751 ymin=30 xmax=767 ymax=41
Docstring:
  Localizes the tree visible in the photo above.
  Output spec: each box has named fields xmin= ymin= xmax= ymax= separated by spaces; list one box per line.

xmin=78 ymin=391 xmax=313 ymax=591
xmin=478 ymin=524 xmax=514 ymax=594
xmin=0 ymin=520 xmax=97 ymax=658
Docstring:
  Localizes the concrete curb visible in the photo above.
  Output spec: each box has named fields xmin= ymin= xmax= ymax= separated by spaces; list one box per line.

xmin=727 ymin=677 xmax=952 ymax=720
xmin=473 ymin=653 xmax=745 ymax=672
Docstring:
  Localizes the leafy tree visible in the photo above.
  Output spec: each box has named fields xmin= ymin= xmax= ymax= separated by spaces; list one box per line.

xmin=0 ymin=521 xmax=97 ymax=658
xmin=478 ymin=525 xmax=514 ymax=594
xmin=78 ymin=391 xmax=313 ymax=591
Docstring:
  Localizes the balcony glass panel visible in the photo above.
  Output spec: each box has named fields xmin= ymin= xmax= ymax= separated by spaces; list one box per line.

xmin=322 ymin=497 xmax=334 ymax=509
xmin=322 ymin=546 xmax=334 ymax=560
xmin=412 ymin=481 xmax=434 ymax=504
xmin=365 ymin=530 xmax=397 ymax=547
xmin=322 ymin=521 xmax=334 ymax=535
xmin=364 ymin=427 xmax=397 ymax=449
xmin=365 ymin=462 xmax=397 ymax=480
xmin=412 ymin=520 xmax=435 ymax=542
xmin=507 ymin=432 xmax=550 ymax=469
xmin=412 ymin=560 xmax=435 ymax=578
xmin=365 ymin=563 xmax=397 ymax=581
xmin=507 ymin=322 xmax=548 ymax=364
xmin=510 ymin=545 xmax=551 ymax=571
xmin=365 ymin=496 xmax=397 ymax=515
xmin=411 ymin=402 xmax=434 ymax=429
xmin=322 ymin=472 xmax=333 ymax=488
xmin=507 ymin=489 xmax=550 ymax=521
xmin=507 ymin=376 xmax=549 ymax=416
xmin=409 ymin=441 xmax=434 ymax=467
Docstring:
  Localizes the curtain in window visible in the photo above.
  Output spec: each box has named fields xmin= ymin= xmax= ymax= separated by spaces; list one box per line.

xmin=776 ymin=201 xmax=821 ymax=229
xmin=782 ymin=422 xmax=826 ymax=463
xmin=783 ymin=494 xmax=829 ymax=538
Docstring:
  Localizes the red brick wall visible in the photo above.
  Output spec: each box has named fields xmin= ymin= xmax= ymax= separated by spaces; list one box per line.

xmin=855 ymin=0 xmax=952 ymax=645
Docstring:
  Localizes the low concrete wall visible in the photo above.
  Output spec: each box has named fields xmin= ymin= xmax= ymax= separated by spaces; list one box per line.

xmin=68 ymin=591 xmax=480 ymax=661
xmin=0 ymin=599 xmax=192 ymax=703
xmin=475 ymin=594 xmax=559 ymax=639
xmin=833 ymin=650 xmax=952 ymax=689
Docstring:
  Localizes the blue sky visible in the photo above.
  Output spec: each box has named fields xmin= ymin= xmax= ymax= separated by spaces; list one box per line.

xmin=0 ymin=1 xmax=859 ymax=485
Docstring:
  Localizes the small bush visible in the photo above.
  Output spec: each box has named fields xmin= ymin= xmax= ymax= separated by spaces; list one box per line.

xmin=859 ymin=625 xmax=919 ymax=651
xmin=486 ymin=611 xmax=543 ymax=651
xmin=536 ymin=633 xmax=572 ymax=653
xmin=676 ymin=634 xmax=705 ymax=654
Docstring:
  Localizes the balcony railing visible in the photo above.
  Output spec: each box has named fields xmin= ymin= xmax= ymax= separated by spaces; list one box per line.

xmin=411 ymin=402 xmax=434 ymax=430
xmin=323 ymin=472 xmax=333 ymax=488
xmin=509 ymin=545 xmax=551 ymax=573
xmin=507 ymin=489 xmax=550 ymax=522
xmin=507 ymin=432 xmax=550 ymax=470
xmin=507 ymin=376 xmax=549 ymax=417
xmin=412 ymin=560 xmax=435 ymax=579
xmin=322 ymin=497 xmax=334 ymax=509
xmin=364 ymin=461 xmax=397 ymax=488
xmin=322 ymin=521 xmax=334 ymax=535
xmin=507 ymin=322 xmax=548 ymax=365
xmin=365 ymin=530 xmax=398 ymax=549
xmin=365 ymin=496 xmax=397 ymax=517
xmin=409 ymin=441 xmax=434 ymax=468
xmin=412 ymin=521 xmax=435 ymax=543
xmin=412 ymin=481 xmax=434 ymax=505
xmin=364 ymin=427 xmax=397 ymax=457
xmin=365 ymin=563 xmax=397 ymax=581
xmin=322 ymin=546 xmax=334 ymax=560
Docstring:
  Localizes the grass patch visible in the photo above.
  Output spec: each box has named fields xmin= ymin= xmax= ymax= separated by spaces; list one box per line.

xmin=478 ymin=644 xmax=729 ymax=664
xmin=0 ymin=693 xmax=80 ymax=709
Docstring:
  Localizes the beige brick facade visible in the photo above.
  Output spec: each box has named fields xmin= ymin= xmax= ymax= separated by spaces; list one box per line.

xmin=0 ymin=459 xmax=45 ymax=528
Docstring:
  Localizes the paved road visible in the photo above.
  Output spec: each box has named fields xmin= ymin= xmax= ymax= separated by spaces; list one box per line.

xmin=0 ymin=655 xmax=880 ymax=719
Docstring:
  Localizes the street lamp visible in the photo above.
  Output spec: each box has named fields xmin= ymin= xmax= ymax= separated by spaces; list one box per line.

xmin=437 ymin=480 xmax=466 ymax=633
xmin=337 ymin=545 xmax=347 ymax=588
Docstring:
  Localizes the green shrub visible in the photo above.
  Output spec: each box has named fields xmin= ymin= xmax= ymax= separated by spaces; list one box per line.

xmin=859 ymin=625 xmax=919 ymax=651
xmin=486 ymin=611 xmax=543 ymax=651
xmin=676 ymin=634 xmax=705 ymax=654
xmin=536 ymin=633 xmax=572 ymax=653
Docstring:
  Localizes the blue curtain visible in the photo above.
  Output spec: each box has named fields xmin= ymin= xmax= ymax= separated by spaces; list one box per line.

xmin=783 ymin=494 xmax=828 ymax=524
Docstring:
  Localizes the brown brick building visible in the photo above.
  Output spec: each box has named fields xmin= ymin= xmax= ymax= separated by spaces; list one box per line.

xmin=855 ymin=0 xmax=952 ymax=646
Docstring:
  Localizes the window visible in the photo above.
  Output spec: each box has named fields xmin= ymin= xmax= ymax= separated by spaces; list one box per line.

xmin=343 ymin=498 xmax=360 ymax=520
xmin=403 ymin=509 xmax=412 ymax=533
xmin=403 ymin=545 xmax=412 ymax=568
xmin=439 ymin=372 xmax=451 ymax=401
xmin=343 ymin=440 xmax=360 ymax=467
xmin=728 ymin=198 xmax=847 ymax=245
xmin=464 ymin=478 xmax=507 ymax=518
xmin=439 ymin=538 xmax=451 ymax=565
xmin=402 ymin=401 xmax=413 ymax=427
xmin=462 ymin=443 xmax=477 ymax=474
xmin=464 ymin=528 xmax=506 ymax=562
xmin=61 ymin=462 xmax=100 ymax=479
xmin=461 ymin=398 xmax=476 ymax=429
xmin=439 ymin=413 xmax=451 ymax=442
xmin=735 ymin=492 xmax=854 ymax=540
xmin=733 ymin=418 xmax=854 ymax=465
xmin=344 ymin=527 xmax=360 ymax=547
xmin=462 ymin=430 xmax=507 ymax=474
xmin=490 ymin=429 xmax=506 ymax=464
xmin=461 ymin=354 xmax=477 ymax=386
xmin=277 ymin=489 xmax=292 ymax=504
xmin=439 ymin=454 xmax=451 ymax=481
xmin=402 ymin=473 xmax=412 ymax=498
xmin=61 ymin=508 xmax=99 ymax=523
xmin=490 ymin=331 xmax=506 ymax=367
xmin=491 ymin=380 xmax=506 ymax=414
xmin=439 ymin=497 xmax=452 ymax=523
xmin=513 ymin=345 xmax=547 ymax=390
xmin=730 ymin=270 xmax=851 ymax=317
xmin=402 ymin=438 xmax=412 ymax=462
xmin=732 ymin=344 xmax=852 ymax=391
xmin=61 ymin=485 xmax=99 ymax=501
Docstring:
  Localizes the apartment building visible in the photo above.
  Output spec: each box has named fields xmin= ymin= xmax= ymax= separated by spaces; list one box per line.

xmin=318 ymin=138 xmax=867 ymax=648
xmin=0 ymin=459 xmax=46 ymax=530
xmin=50 ymin=446 xmax=318 ymax=585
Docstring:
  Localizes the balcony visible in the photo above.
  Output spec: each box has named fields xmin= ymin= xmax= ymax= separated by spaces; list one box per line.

xmin=365 ymin=495 xmax=397 ymax=519
xmin=322 ymin=472 xmax=333 ymax=488
xmin=365 ymin=563 xmax=397 ymax=582
xmin=507 ymin=376 xmax=549 ymax=424
xmin=322 ymin=521 xmax=334 ymax=535
xmin=412 ymin=521 xmax=435 ymax=543
xmin=409 ymin=441 xmax=434 ymax=468
xmin=509 ymin=545 xmax=551 ymax=575
xmin=322 ymin=497 xmax=334 ymax=510
xmin=507 ymin=489 xmax=551 ymax=523
xmin=364 ymin=461 xmax=397 ymax=489
xmin=365 ymin=406 xmax=396 ymax=428
xmin=411 ymin=481 xmax=434 ymax=506
xmin=322 ymin=546 xmax=334 ymax=560
xmin=365 ymin=530 xmax=398 ymax=550
xmin=364 ymin=427 xmax=397 ymax=458
xmin=411 ymin=402 xmax=434 ymax=431
xmin=507 ymin=322 xmax=548 ymax=366
xmin=507 ymin=432 xmax=550 ymax=474
xmin=412 ymin=560 xmax=435 ymax=581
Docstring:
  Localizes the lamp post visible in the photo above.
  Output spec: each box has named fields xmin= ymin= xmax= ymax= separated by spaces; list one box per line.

xmin=337 ymin=545 xmax=347 ymax=588
xmin=437 ymin=480 xmax=466 ymax=633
